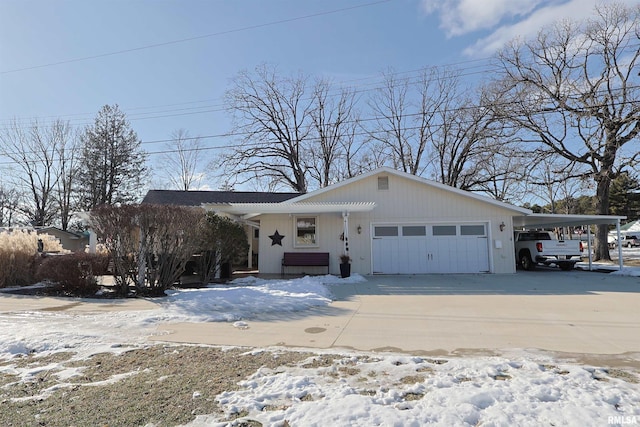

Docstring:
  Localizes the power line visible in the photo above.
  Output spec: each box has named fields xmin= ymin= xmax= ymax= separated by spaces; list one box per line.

xmin=0 ymin=59 xmax=502 ymax=130
xmin=1 ymin=93 xmax=638 ymax=167
xmin=0 ymin=0 xmax=392 ymax=75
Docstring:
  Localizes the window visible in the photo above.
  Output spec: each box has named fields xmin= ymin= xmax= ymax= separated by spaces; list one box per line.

xmin=433 ymin=225 xmax=456 ymax=236
xmin=295 ymin=216 xmax=317 ymax=247
xmin=254 ymin=229 xmax=259 ymax=239
xmin=461 ymin=225 xmax=486 ymax=236
xmin=402 ymin=226 xmax=426 ymax=236
xmin=374 ymin=226 xmax=398 ymax=237
xmin=377 ymin=176 xmax=389 ymax=190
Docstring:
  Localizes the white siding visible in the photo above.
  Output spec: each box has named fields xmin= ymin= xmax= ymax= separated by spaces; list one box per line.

xmin=257 ymin=172 xmax=518 ymax=274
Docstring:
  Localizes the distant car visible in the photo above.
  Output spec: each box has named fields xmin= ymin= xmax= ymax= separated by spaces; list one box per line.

xmin=608 ymin=235 xmax=617 ymax=249
xmin=620 ymin=235 xmax=640 ymax=248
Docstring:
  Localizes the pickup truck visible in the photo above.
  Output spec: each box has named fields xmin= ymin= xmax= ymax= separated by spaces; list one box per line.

xmin=514 ymin=231 xmax=583 ymax=271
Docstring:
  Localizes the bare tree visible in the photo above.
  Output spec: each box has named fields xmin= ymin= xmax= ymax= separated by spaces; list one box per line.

xmin=368 ymin=68 xmax=452 ymax=175
xmin=306 ymin=80 xmax=359 ymax=188
xmin=429 ymin=83 xmax=501 ymax=189
xmin=494 ymin=2 xmax=640 ymax=260
xmin=0 ymin=184 xmax=20 ymax=227
xmin=54 ymin=127 xmax=80 ymax=230
xmin=473 ymin=140 xmax=530 ymax=203
xmin=221 ymin=64 xmax=313 ymax=192
xmin=0 ymin=119 xmax=72 ymax=226
xmin=163 ymin=129 xmax=204 ymax=191
xmin=528 ymin=155 xmax=590 ymax=214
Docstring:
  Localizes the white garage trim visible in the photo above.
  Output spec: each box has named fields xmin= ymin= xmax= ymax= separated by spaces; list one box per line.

xmin=370 ymin=221 xmax=492 ymax=274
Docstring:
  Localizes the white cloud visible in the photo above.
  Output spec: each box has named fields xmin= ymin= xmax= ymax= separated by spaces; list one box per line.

xmin=422 ymin=0 xmax=546 ymax=37
xmin=422 ymin=0 xmax=639 ymax=57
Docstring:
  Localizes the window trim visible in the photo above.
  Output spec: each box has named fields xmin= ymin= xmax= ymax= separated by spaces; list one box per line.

xmin=293 ymin=215 xmax=319 ymax=248
xmin=374 ymin=225 xmax=399 ymax=237
xmin=460 ymin=224 xmax=487 ymax=236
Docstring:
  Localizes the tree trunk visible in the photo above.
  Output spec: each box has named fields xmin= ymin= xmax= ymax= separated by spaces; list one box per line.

xmin=593 ymin=175 xmax=612 ymax=261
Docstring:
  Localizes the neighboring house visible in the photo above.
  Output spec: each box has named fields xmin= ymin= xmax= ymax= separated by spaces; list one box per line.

xmin=143 ymin=167 xmax=626 ymax=275
xmin=36 ymin=227 xmax=89 ymax=252
xmin=620 ymin=220 xmax=640 ymax=233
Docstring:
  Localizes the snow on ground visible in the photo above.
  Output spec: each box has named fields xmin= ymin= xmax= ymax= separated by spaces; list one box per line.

xmin=2 ymin=273 xmax=640 ymax=426
xmin=188 ymin=352 xmax=640 ymax=427
xmin=0 ymin=274 xmax=365 ymax=359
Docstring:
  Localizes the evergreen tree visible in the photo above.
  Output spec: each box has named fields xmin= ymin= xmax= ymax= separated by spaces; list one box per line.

xmin=78 ymin=105 xmax=148 ymax=209
xmin=610 ymin=172 xmax=640 ymax=220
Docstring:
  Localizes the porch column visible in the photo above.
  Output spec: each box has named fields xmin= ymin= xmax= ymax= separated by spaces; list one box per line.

xmin=342 ymin=211 xmax=350 ymax=256
xmin=88 ymin=230 xmax=97 ymax=254
xmin=247 ymin=225 xmax=253 ymax=269
xmin=616 ymin=219 xmax=623 ymax=271
xmin=587 ymin=226 xmax=593 ymax=271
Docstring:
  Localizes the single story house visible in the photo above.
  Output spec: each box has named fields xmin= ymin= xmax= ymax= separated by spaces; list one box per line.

xmin=204 ymin=167 xmax=530 ymax=275
xmin=35 ymin=227 xmax=90 ymax=252
xmin=143 ymin=167 xmax=627 ymax=275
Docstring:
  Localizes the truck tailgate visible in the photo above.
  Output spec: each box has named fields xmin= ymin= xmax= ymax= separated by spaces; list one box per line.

xmin=541 ymin=240 xmax=581 ymax=256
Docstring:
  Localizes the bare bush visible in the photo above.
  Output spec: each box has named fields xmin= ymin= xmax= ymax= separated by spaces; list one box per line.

xmin=90 ymin=204 xmax=205 ymax=297
xmin=197 ymin=212 xmax=249 ymax=283
xmin=0 ymin=230 xmax=65 ymax=288
xmin=36 ymin=252 xmax=110 ymax=296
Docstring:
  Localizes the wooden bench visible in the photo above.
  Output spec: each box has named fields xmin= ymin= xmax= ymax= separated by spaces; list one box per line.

xmin=282 ymin=252 xmax=330 ymax=275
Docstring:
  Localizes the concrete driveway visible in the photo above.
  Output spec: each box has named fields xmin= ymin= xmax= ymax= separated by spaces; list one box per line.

xmin=155 ymin=270 xmax=640 ymax=356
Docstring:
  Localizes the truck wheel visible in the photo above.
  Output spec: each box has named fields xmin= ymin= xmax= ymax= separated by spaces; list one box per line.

xmin=520 ymin=251 xmax=535 ymax=271
xmin=559 ymin=262 xmax=573 ymax=271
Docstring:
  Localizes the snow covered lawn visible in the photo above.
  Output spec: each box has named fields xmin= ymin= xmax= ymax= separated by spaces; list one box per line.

xmin=1 ymin=274 xmax=639 ymax=426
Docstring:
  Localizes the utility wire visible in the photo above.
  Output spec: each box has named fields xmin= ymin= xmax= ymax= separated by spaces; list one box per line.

xmin=1 ymin=94 xmax=639 ymax=167
xmin=0 ymin=0 xmax=392 ymax=75
xmin=0 ymin=60 xmax=500 ymax=129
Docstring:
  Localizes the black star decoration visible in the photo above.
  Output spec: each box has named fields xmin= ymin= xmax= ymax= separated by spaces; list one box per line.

xmin=269 ymin=230 xmax=285 ymax=246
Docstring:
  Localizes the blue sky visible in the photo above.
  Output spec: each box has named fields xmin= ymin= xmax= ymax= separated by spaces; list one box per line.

xmin=0 ymin=0 xmax=630 ymax=188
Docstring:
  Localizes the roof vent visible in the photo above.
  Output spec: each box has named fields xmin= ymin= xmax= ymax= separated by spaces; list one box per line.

xmin=378 ymin=176 xmax=389 ymax=190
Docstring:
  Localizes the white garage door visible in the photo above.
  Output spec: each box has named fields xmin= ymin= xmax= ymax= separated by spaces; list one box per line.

xmin=372 ymin=223 xmax=490 ymax=274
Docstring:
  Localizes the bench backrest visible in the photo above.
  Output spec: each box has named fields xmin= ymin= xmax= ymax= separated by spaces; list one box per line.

xmin=283 ymin=252 xmax=330 ymax=266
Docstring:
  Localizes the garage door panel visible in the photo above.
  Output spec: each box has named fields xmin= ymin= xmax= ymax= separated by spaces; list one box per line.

xmin=372 ymin=223 xmax=490 ymax=274
xmin=372 ymin=238 xmax=400 ymax=274
xmin=403 ymin=239 xmax=428 ymax=274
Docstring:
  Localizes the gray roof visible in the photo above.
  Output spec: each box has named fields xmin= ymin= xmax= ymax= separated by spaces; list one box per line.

xmin=141 ymin=190 xmax=301 ymax=206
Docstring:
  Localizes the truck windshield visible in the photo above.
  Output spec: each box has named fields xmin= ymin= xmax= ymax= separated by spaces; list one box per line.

xmin=520 ymin=233 xmax=552 ymax=241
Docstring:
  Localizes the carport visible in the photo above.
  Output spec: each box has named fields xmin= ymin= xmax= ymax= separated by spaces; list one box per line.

xmin=513 ymin=213 xmax=627 ymax=270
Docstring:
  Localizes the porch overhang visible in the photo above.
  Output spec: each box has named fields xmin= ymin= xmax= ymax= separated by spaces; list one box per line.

xmin=203 ymin=201 xmax=376 ymax=219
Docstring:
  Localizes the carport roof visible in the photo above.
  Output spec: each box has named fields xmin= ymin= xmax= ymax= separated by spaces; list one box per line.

xmin=513 ymin=213 xmax=626 ymax=228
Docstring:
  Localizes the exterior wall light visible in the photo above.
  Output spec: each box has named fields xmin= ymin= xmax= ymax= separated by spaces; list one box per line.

xmin=499 ymin=222 xmax=506 ymax=232
xmin=357 ymin=225 xmax=362 ymax=234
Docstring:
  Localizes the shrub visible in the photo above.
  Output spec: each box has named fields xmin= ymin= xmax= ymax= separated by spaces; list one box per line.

xmin=36 ymin=252 xmax=110 ymax=296
xmin=90 ymin=204 xmax=206 ymax=297
xmin=0 ymin=230 xmax=62 ymax=288
xmin=197 ymin=212 xmax=249 ymax=283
